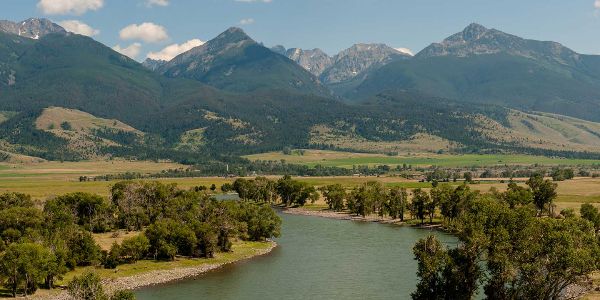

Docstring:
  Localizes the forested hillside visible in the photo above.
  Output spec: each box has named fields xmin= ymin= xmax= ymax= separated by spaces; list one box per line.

xmin=2 ymin=20 xmax=600 ymax=163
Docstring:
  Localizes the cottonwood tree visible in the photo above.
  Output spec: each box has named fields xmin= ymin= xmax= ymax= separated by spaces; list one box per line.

xmin=0 ymin=243 xmax=55 ymax=297
xmin=526 ymin=174 xmax=557 ymax=215
xmin=387 ymin=187 xmax=408 ymax=220
xmin=319 ymin=184 xmax=346 ymax=211
xmin=411 ymin=189 xmax=431 ymax=224
xmin=276 ymin=175 xmax=319 ymax=206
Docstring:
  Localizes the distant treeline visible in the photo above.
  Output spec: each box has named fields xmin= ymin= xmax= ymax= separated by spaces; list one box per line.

xmin=91 ymin=160 xmax=402 ymax=181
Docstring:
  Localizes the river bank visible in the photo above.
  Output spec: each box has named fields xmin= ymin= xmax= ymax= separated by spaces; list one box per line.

xmin=29 ymin=241 xmax=277 ymax=300
xmin=283 ymin=207 xmax=597 ymax=300
xmin=282 ymin=207 xmax=443 ymax=229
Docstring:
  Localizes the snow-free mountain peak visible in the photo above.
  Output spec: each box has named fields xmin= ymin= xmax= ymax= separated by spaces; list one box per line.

xmin=0 ymin=18 xmax=66 ymax=39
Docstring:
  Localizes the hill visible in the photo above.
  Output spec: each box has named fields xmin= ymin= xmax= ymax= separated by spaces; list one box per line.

xmin=158 ymin=27 xmax=329 ymax=96
xmin=1 ymin=19 xmax=600 ymax=162
xmin=346 ymin=24 xmax=600 ymax=122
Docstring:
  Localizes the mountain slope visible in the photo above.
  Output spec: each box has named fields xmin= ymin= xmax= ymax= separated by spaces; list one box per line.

xmin=1 ymin=19 xmax=600 ymax=161
xmin=349 ymin=24 xmax=600 ymax=122
xmin=158 ymin=27 xmax=329 ymax=96
xmin=321 ymin=43 xmax=411 ymax=85
xmin=283 ymin=47 xmax=333 ymax=77
xmin=272 ymin=43 xmax=411 ymax=95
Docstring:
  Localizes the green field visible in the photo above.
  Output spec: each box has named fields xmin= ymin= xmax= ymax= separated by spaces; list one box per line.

xmin=245 ymin=150 xmax=600 ymax=168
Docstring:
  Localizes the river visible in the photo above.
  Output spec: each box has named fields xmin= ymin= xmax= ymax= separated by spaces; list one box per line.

xmin=136 ymin=212 xmax=457 ymax=300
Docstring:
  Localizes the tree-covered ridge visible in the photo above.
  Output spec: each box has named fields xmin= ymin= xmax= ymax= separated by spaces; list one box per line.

xmin=158 ymin=27 xmax=330 ymax=96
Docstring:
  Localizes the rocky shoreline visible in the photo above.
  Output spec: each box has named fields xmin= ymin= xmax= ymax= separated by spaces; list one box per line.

xmin=41 ymin=241 xmax=277 ymax=300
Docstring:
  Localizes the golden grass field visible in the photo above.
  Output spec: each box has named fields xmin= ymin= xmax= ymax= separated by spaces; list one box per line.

xmin=244 ymin=149 xmax=600 ymax=168
xmin=0 ymin=159 xmax=598 ymax=215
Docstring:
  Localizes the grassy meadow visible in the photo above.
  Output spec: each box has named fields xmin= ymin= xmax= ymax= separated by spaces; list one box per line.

xmin=245 ymin=150 xmax=600 ymax=168
xmin=1 ymin=157 xmax=600 ymax=213
xmin=0 ymin=159 xmax=475 ymax=200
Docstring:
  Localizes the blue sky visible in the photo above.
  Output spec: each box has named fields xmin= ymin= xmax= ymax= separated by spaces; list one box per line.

xmin=2 ymin=0 xmax=600 ymax=61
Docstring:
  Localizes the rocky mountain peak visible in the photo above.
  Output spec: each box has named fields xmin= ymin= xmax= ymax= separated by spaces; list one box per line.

xmin=215 ymin=27 xmax=253 ymax=44
xmin=0 ymin=18 xmax=66 ymax=39
xmin=417 ymin=22 xmax=579 ymax=65
xmin=270 ymin=46 xmax=333 ymax=77
xmin=320 ymin=43 xmax=410 ymax=84
xmin=460 ymin=23 xmax=489 ymax=41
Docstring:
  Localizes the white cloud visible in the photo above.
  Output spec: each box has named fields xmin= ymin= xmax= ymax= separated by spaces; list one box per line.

xmin=58 ymin=20 xmax=99 ymax=36
xmin=239 ymin=18 xmax=255 ymax=25
xmin=145 ymin=0 xmax=169 ymax=7
xmin=37 ymin=0 xmax=103 ymax=15
xmin=235 ymin=0 xmax=272 ymax=2
xmin=119 ymin=22 xmax=169 ymax=43
xmin=147 ymin=39 xmax=204 ymax=61
xmin=394 ymin=47 xmax=414 ymax=56
xmin=113 ymin=43 xmax=142 ymax=59
xmin=595 ymin=0 xmax=600 ymax=8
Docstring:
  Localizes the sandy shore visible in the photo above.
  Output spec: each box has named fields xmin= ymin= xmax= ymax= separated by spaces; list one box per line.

xmin=37 ymin=241 xmax=277 ymax=300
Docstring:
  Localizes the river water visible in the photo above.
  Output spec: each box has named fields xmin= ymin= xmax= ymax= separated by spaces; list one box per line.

xmin=136 ymin=212 xmax=456 ymax=300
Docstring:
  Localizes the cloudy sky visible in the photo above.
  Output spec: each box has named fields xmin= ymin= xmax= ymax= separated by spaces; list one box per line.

xmin=2 ymin=0 xmax=600 ymax=61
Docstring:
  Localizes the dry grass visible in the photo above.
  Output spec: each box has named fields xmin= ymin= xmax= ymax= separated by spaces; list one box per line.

xmin=1 ymin=160 xmax=599 ymax=213
xmin=35 ymin=107 xmax=140 ymax=134
xmin=32 ymin=107 xmax=144 ymax=159
xmin=93 ymin=230 xmax=141 ymax=251
xmin=474 ymin=110 xmax=600 ymax=153
xmin=309 ymin=124 xmax=456 ymax=153
xmin=0 ymin=160 xmax=195 ymax=199
xmin=245 ymin=150 xmax=600 ymax=168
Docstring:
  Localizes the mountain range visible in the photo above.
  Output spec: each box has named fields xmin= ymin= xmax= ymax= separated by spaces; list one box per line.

xmin=2 ymin=18 xmax=600 ymax=163
xmin=271 ymin=43 xmax=411 ymax=94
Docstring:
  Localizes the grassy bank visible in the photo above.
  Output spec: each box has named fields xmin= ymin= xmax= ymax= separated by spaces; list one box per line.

xmin=0 ymin=241 xmax=275 ymax=299
xmin=58 ymin=241 xmax=274 ymax=284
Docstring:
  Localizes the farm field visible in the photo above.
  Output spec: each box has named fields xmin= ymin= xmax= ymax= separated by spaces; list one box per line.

xmin=245 ymin=150 xmax=600 ymax=168
xmin=0 ymin=159 xmax=599 ymax=213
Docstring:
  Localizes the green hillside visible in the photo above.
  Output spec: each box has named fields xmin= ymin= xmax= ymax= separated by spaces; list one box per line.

xmin=347 ymin=53 xmax=600 ymax=122
xmin=1 ymin=24 xmax=600 ymax=163
xmin=159 ymin=28 xmax=330 ymax=96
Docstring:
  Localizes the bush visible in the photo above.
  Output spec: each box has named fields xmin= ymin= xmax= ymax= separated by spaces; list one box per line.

xmin=120 ymin=235 xmax=150 ymax=263
xmin=111 ymin=290 xmax=136 ymax=300
xmin=68 ymin=272 xmax=108 ymax=300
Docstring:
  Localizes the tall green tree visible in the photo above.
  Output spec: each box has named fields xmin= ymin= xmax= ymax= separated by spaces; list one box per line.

xmin=580 ymin=203 xmax=600 ymax=231
xmin=430 ymin=184 xmax=452 ymax=223
xmin=276 ymin=175 xmax=318 ymax=206
xmin=387 ymin=187 xmax=408 ymax=220
xmin=411 ymin=235 xmax=448 ymax=300
xmin=502 ymin=181 xmax=533 ymax=209
xmin=526 ymin=174 xmax=558 ymax=215
xmin=319 ymin=184 xmax=346 ymax=212
xmin=411 ymin=189 xmax=431 ymax=224
xmin=0 ymin=243 xmax=55 ymax=297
